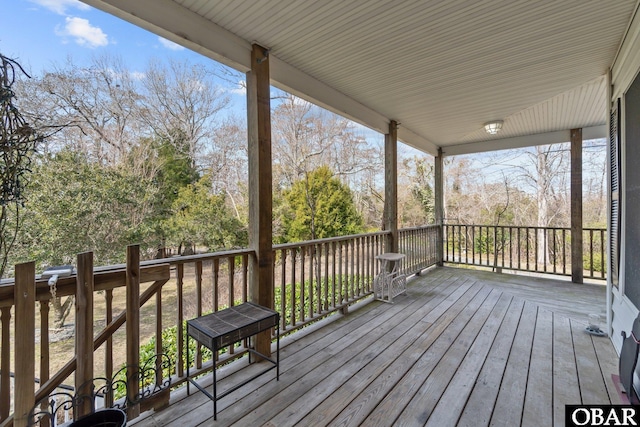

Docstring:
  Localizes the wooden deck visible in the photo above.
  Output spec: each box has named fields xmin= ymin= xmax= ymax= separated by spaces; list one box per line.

xmin=130 ymin=267 xmax=619 ymax=427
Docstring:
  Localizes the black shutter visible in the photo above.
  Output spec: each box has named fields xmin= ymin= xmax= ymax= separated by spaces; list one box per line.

xmin=610 ymin=98 xmax=620 ymax=286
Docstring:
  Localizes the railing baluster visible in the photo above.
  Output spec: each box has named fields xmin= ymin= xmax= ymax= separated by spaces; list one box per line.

xmin=563 ymin=228 xmax=567 ymax=273
xmin=486 ymin=226 xmax=489 ymax=266
xmin=589 ymin=229 xmax=595 ymax=278
xmin=458 ymin=225 xmax=463 ymax=264
xmin=600 ymin=229 xmax=605 ymax=278
xmin=509 ymin=227 xmax=513 ymax=269
xmin=552 ymin=229 xmax=557 ymax=274
xmin=338 ymin=242 xmax=343 ymax=305
xmin=105 ymin=289 xmax=113 ymax=408
xmin=280 ymin=249 xmax=287 ymax=331
xmin=324 ymin=242 xmax=330 ymax=310
xmin=176 ymin=263 xmax=184 ymax=378
xmin=228 ymin=256 xmax=235 ymax=308
xmin=38 ymin=299 xmax=49 ymax=424
xmin=350 ymin=239 xmax=355 ymax=298
xmin=481 ymin=226 xmax=484 ymax=265
xmin=331 ymin=242 xmax=337 ymax=308
xmin=318 ymin=243 xmax=324 ymax=313
xmin=195 ymin=260 xmax=203 ymax=368
xmin=291 ymin=249 xmax=297 ymax=326
xmin=227 ymin=255 xmax=237 ymax=355
xmin=472 ymin=226 xmax=476 ymax=265
xmin=544 ymin=228 xmax=548 ymax=272
xmin=212 ymin=259 xmax=220 ymax=311
xmin=242 ymin=253 xmax=249 ymax=303
xmin=300 ymin=246 xmax=306 ymax=323
xmin=526 ymin=227 xmax=538 ymax=270
xmin=308 ymin=244 xmax=314 ymax=320
xmin=444 ymin=225 xmax=449 ymax=262
xmin=355 ymin=238 xmax=361 ymax=295
xmin=501 ymin=227 xmax=505 ymax=268
xmin=155 ymin=286 xmax=163 ymax=386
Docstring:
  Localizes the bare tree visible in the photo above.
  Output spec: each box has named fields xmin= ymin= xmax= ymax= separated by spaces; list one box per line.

xmin=18 ymin=55 xmax=143 ymax=163
xmin=204 ymin=116 xmax=248 ymax=221
xmin=271 ymin=93 xmax=380 ymax=186
xmin=140 ymin=58 xmax=230 ymax=166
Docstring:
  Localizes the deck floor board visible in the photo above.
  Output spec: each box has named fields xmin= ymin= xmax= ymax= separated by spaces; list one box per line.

xmin=129 ymin=267 xmax=616 ymax=427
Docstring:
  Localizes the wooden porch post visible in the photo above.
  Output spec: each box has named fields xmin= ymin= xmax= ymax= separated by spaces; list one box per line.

xmin=571 ymin=128 xmax=583 ymax=283
xmin=1 ymin=306 xmax=10 ymax=421
xmin=75 ymin=252 xmax=94 ymax=418
xmin=435 ymin=148 xmax=444 ymax=266
xmin=384 ymin=120 xmax=399 ymax=253
xmin=126 ymin=245 xmax=140 ymax=418
xmin=247 ymin=43 xmax=274 ymax=357
xmin=13 ymin=262 xmax=35 ymax=427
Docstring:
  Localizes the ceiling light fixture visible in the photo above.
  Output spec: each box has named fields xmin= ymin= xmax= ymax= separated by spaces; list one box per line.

xmin=484 ymin=120 xmax=504 ymax=135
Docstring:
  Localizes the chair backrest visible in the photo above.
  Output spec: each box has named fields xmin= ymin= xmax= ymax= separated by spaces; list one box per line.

xmin=620 ymin=315 xmax=640 ymax=404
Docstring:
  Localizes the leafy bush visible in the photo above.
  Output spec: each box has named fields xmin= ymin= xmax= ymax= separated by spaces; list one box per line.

xmin=584 ymin=252 xmax=604 ymax=273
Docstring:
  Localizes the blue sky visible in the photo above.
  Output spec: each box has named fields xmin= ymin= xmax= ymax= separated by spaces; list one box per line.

xmin=1 ymin=0 xmax=218 ymax=74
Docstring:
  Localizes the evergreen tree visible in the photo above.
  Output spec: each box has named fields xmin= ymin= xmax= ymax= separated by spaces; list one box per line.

xmin=282 ymin=166 xmax=364 ymax=242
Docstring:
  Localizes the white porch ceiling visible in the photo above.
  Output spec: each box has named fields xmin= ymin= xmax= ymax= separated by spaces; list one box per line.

xmin=82 ymin=0 xmax=638 ymax=156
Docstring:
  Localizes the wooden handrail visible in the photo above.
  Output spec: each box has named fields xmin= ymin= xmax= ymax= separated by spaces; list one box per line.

xmin=0 ymin=264 xmax=171 ymax=308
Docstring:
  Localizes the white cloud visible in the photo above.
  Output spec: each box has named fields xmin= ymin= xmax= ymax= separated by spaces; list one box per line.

xmin=158 ymin=37 xmax=185 ymax=51
xmin=55 ymin=17 xmax=109 ymax=48
xmin=29 ymin=0 xmax=90 ymax=15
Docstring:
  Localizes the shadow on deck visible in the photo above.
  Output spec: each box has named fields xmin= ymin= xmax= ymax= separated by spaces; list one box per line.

xmin=130 ymin=266 xmax=618 ymax=427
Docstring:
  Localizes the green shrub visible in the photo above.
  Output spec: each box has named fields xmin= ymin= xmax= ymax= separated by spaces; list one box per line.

xmin=583 ymin=252 xmax=605 ymax=273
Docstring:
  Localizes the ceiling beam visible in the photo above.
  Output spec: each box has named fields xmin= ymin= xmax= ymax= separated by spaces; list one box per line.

xmin=442 ymin=125 xmax=606 ymax=157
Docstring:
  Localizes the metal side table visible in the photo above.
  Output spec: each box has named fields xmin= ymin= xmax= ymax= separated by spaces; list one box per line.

xmin=186 ymin=302 xmax=279 ymax=420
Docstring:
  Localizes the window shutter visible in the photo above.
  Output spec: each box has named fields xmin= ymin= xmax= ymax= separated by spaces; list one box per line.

xmin=610 ymin=98 xmax=621 ymax=286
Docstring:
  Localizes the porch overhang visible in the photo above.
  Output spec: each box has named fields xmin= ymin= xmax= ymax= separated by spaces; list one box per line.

xmin=80 ymin=0 xmax=638 ymax=155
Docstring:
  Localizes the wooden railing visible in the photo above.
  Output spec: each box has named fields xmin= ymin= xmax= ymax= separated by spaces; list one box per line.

xmin=442 ymin=224 xmax=606 ymax=280
xmin=399 ymin=225 xmax=440 ymax=274
xmin=0 ymin=227 xmax=440 ymax=426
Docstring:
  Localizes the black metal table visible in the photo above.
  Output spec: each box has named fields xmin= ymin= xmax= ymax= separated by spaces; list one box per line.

xmin=186 ymin=302 xmax=280 ymax=420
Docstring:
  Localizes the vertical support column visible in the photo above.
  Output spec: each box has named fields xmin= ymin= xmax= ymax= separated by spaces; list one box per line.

xmin=1 ymin=306 xmax=11 ymax=421
xmin=247 ymin=43 xmax=274 ymax=357
xmin=571 ymin=128 xmax=583 ymax=283
xmin=14 ymin=262 xmax=35 ymax=427
xmin=75 ymin=251 xmax=94 ymax=418
xmin=384 ymin=120 xmax=399 ymax=254
xmin=126 ymin=245 xmax=140 ymax=418
xmin=435 ymin=148 xmax=444 ymax=266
